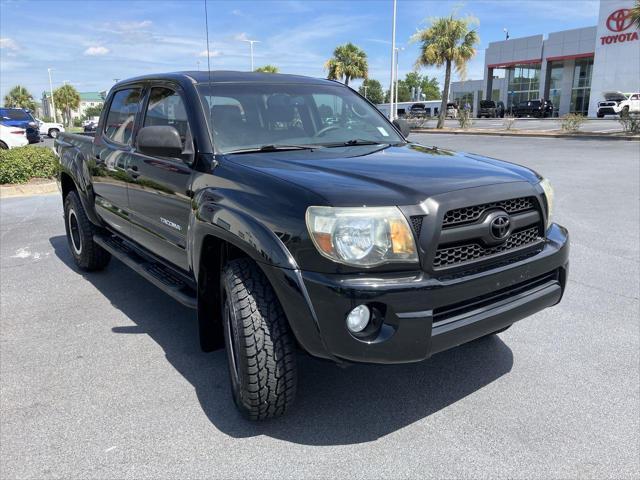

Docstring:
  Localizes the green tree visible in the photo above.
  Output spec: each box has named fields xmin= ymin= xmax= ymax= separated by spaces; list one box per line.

xmin=413 ymin=15 xmax=479 ymax=128
xmin=631 ymin=0 xmax=640 ymax=29
xmin=3 ymin=85 xmax=37 ymax=111
xmin=358 ymin=79 xmax=384 ymax=104
xmin=324 ymin=42 xmax=368 ymax=86
xmin=385 ymin=80 xmax=411 ymax=103
xmin=53 ymin=85 xmax=81 ymax=127
xmin=83 ymin=104 xmax=103 ymax=120
xmin=420 ymin=75 xmax=441 ymax=100
xmin=255 ymin=65 xmax=279 ymax=73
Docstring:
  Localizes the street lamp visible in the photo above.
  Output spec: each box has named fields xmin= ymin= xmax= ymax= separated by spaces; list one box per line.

xmin=503 ymin=28 xmax=509 ymax=40
xmin=242 ymin=38 xmax=260 ymax=71
xmin=394 ymin=46 xmax=404 ymax=111
xmin=388 ymin=0 xmax=397 ymax=120
xmin=47 ymin=68 xmax=58 ymax=123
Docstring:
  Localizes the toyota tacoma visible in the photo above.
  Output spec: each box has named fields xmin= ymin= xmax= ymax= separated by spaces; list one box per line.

xmin=55 ymin=71 xmax=569 ymax=420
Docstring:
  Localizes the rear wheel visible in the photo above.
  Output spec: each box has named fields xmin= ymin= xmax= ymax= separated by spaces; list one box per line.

xmin=63 ymin=191 xmax=111 ymax=271
xmin=221 ymin=258 xmax=297 ymax=420
xmin=48 ymin=128 xmax=60 ymax=139
xmin=0 ymin=141 xmax=7 ymax=150
xmin=597 ymin=112 xmax=604 ymax=118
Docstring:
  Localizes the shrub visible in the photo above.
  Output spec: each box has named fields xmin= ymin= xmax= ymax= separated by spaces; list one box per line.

xmin=0 ymin=146 xmax=59 ymax=184
xmin=619 ymin=111 xmax=640 ymax=134
xmin=457 ymin=109 xmax=473 ymax=129
xmin=503 ymin=114 xmax=517 ymax=131
xmin=560 ymin=113 xmax=585 ymax=133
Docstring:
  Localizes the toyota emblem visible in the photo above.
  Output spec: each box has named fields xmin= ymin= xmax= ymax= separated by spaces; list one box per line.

xmin=606 ymin=9 xmax=632 ymax=32
xmin=490 ymin=214 xmax=511 ymax=240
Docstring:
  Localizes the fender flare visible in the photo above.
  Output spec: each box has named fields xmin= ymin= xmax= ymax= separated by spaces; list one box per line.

xmin=189 ymin=194 xmax=334 ymax=361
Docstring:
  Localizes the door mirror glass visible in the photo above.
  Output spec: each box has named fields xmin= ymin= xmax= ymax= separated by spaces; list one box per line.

xmin=393 ymin=118 xmax=410 ymax=138
xmin=136 ymin=126 xmax=183 ymax=158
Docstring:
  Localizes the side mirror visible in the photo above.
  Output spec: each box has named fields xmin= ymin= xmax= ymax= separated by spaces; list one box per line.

xmin=136 ymin=125 xmax=183 ymax=158
xmin=393 ymin=118 xmax=411 ymax=138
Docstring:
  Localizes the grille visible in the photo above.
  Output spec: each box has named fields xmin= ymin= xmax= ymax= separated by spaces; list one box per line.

xmin=410 ymin=216 xmax=424 ymax=238
xmin=442 ymin=197 xmax=535 ymax=228
xmin=433 ymin=226 xmax=542 ymax=268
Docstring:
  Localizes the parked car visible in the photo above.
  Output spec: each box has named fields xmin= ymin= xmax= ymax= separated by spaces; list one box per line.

xmin=512 ymin=100 xmax=554 ymax=118
xmin=36 ymin=119 xmax=65 ymax=138
xmin=83 ymin=121 xmax=98 ymax=133
xmin=55 ymin=71 xmax=568 ymax=420
xmin=597 ymin=92 xmax=640 ymax=117
xmin=82 ymin=116 xmax=100 ymax=127
xmin=409 ymin=103 xmax=427 ymax=117
xmin=0 ymin=108 xmax=41 ymax=143
xmin=445 ymin=102 xmax=458 ymax=118
xmin=0 ymin=123 xmax=28 ymax=149
xmin=478 ymin=100 xmax=506 ymax=118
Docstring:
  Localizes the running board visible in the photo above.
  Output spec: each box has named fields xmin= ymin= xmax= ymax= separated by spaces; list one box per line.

xmin=94 ymin=234 xmax=197 ymax=309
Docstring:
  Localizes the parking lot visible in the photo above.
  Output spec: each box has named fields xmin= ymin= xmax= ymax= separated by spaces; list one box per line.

xmin=422 ymin=117 xmax=627 ymax=133
xmin=1 ymin=134 xmax=638 ymax=478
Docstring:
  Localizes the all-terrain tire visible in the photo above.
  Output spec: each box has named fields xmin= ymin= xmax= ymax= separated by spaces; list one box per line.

xmin=221 ymin=258 xmax=297 ymax=420
xmin=63 ymin=191 xmax=111 ymax=271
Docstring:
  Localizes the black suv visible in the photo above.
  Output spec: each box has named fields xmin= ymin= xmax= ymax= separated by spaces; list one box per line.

xmin=55 ymin=71 xmax=569 ymax=420
xmin=478 ymin=100 xmax=505 ymax=118
xmin=512 ymin=99 xmax=554 ymax=118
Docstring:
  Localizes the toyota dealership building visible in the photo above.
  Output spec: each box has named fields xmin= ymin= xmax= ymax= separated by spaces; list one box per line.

xmin=450 ymin=0 xmax=639 ymax=117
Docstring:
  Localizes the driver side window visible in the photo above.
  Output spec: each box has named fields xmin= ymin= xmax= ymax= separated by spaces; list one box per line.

xmin=143 ymin=87 xmax=193 ymax=157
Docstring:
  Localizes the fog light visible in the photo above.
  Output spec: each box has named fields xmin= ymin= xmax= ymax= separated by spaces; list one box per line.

xmin=346 ymin=305 xmax=370 ymax=333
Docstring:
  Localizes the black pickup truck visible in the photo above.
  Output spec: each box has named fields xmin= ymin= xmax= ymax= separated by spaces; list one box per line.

xmin=55 ymin=71 xmax=569 ymax=420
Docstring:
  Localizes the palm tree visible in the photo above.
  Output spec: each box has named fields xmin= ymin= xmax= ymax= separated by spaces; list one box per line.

xmin=412 ymin=15 xmax=479 ymax=128
xmin=255 ymin=65 xmax=279 ymax=73
xmin=3 ymin=85 xmax=37 ymax=111
xmin=324 ymin=42 xmax=368 ymax=86
xmin=631 ymin=0 xmax=640 ymax=29
xmin=53 ymin=85 xmax=81 ymax=127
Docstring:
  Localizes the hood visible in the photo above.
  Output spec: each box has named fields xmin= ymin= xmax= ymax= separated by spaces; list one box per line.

xmin=603 ymin=91 xmax=628 ymax=101
xmin=226 ymin=143 xmax=540 ymax=206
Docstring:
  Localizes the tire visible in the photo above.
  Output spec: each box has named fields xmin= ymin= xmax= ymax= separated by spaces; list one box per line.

xmin=597 ymin=113 xmax=604 ymax=118
xmin=221 ymin=258 xmax=297 ymax=420
xmin=622 ymin=106 xmax=630 ymax=116
xmin=63 ymin=191 xmax=111 ymax=271
xmin=0 ymin=141 xmax=8 ymax=150
xmin=48 ymin=128 xmax=59 ymax=139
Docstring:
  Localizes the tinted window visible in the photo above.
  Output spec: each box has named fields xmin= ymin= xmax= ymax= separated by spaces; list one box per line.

xmin=0 ymin=108 xmax=32 ymax=121
xmin=144 ymin=87 xmax=191 ymax=152
xmin=104 ymin=88 xmax=142 ymax=145
xmin=480 ymin=101 xmax=495 ymax=108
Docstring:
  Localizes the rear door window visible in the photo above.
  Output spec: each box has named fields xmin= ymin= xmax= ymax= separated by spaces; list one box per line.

xmin=104 ymin=88 xmax=142 ymax=145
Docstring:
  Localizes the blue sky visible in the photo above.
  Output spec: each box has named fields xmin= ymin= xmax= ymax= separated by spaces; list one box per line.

xmin=1 ymin=0 xmax=600 ymax=102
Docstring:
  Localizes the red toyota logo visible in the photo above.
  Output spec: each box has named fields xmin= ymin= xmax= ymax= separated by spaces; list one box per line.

xmin=606 ymin=9 xmax=632 ymax=32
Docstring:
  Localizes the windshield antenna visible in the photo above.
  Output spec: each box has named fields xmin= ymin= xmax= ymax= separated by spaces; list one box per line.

xmin=203 ymin=0 xmax=214 ymax=153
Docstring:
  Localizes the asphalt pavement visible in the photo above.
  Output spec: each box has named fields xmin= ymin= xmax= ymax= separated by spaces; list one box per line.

xmin=1 ymin=134 xmax=638 ymax=479
xmin=420 ymin=117 xmax=625 ymax=133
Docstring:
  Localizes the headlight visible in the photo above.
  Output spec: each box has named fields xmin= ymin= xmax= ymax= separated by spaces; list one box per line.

xmin=305 ymin=206 xmax=419 ymax=267
xmin=539 ymin=178 xmax=554 ymax=229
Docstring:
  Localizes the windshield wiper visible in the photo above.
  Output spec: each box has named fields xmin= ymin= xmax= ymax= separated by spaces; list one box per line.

xmin=323 ymin=139 xmax=390 ymax=148
xmin=224 ymin=144 xmax=324 ymax=154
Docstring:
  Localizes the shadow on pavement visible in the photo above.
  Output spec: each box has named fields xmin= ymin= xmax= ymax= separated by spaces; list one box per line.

xmin=51 ymin=234 xmax=513 ymax=445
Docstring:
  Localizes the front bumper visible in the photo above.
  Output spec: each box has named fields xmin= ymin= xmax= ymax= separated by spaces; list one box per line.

xmin=267 ymin=223 xmax=569 ymax=365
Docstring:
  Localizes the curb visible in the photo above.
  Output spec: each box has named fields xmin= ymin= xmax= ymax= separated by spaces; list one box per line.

xmin=410 ymin=129 xmax=640 ymax=141
xmin=0 ymin=180 xmax=58 ymax=198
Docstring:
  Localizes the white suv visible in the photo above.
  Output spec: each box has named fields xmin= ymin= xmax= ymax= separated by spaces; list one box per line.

xmin=597 ymin=92 xmax=640 ymax=117
xmin=36 ymin=119 xmax=65 ymax=138
xmin=0 ymin=123 xmax=29 ymax=149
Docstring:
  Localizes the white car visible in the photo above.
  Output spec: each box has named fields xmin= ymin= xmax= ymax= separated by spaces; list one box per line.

xmin=36 ymin=119 xmax=65 ymax=138
xmin=597 ymin=92 xmax=640 ymax=117
xmin=0 ymin=123 xmax=29 ymax=149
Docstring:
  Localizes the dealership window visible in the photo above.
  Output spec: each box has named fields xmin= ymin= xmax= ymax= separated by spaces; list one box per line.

xmin=491 ymin=89 xmax=501 ymax=102
xmin=507 ymin=64 xmax=541 ymax=109
xmin=453 ymin=91 xmax=473 ymax=110
xmin=548 ymin=61 xmax=564 ymax=116
xmin=570 ymin=57 xmax=593 ymax=115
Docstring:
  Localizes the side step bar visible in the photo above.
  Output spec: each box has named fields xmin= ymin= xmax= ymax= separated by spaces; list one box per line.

xmin=94 ymin=234 xmax=197 ymax=309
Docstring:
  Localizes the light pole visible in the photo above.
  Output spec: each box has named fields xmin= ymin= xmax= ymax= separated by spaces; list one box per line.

xmin=388 ymin=0 xmax=397 ymax=120
xmin=503 ymin=28 xmax=509 ymax=40
xmin=47 ymin=68 xmax=57 ymax=123
xmin=242 ymin=39 xmax=260 ymax=71
xmin=394 ymin=46 xmax=404 ymax=110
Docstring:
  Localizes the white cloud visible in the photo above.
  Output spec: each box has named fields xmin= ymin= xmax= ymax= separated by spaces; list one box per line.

xmin=0 ymin=37 xmax=19 ymax=51
xmin=84 ymin=46 xmax=110 ymax=56
xmin=231 ymin=9 xmax=242 ymax=16
xmin=234 ymin=32 xmax=250 ymax=42
xmin=116 ymin=20 xmax=152 ymax=31
xmin=198 ymin=49 xmax=222 ymax=58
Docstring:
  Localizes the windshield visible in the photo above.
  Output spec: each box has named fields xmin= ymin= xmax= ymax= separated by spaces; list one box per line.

xmin=0 ymin=109 xmax=33 ymax=121
xmin=197 ymin=83 xmax=403 ymax=154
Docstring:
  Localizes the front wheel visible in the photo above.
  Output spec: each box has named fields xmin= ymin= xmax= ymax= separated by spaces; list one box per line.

xmin=222 ymin=258 xmax=297 ymax=420
xmin=48 ymin=128 xmax=59 ymax=139
xmin=597 ymin=112 xmax=604 ymax=118
xmin=63 ymin=191 xmax=111 ymax=271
